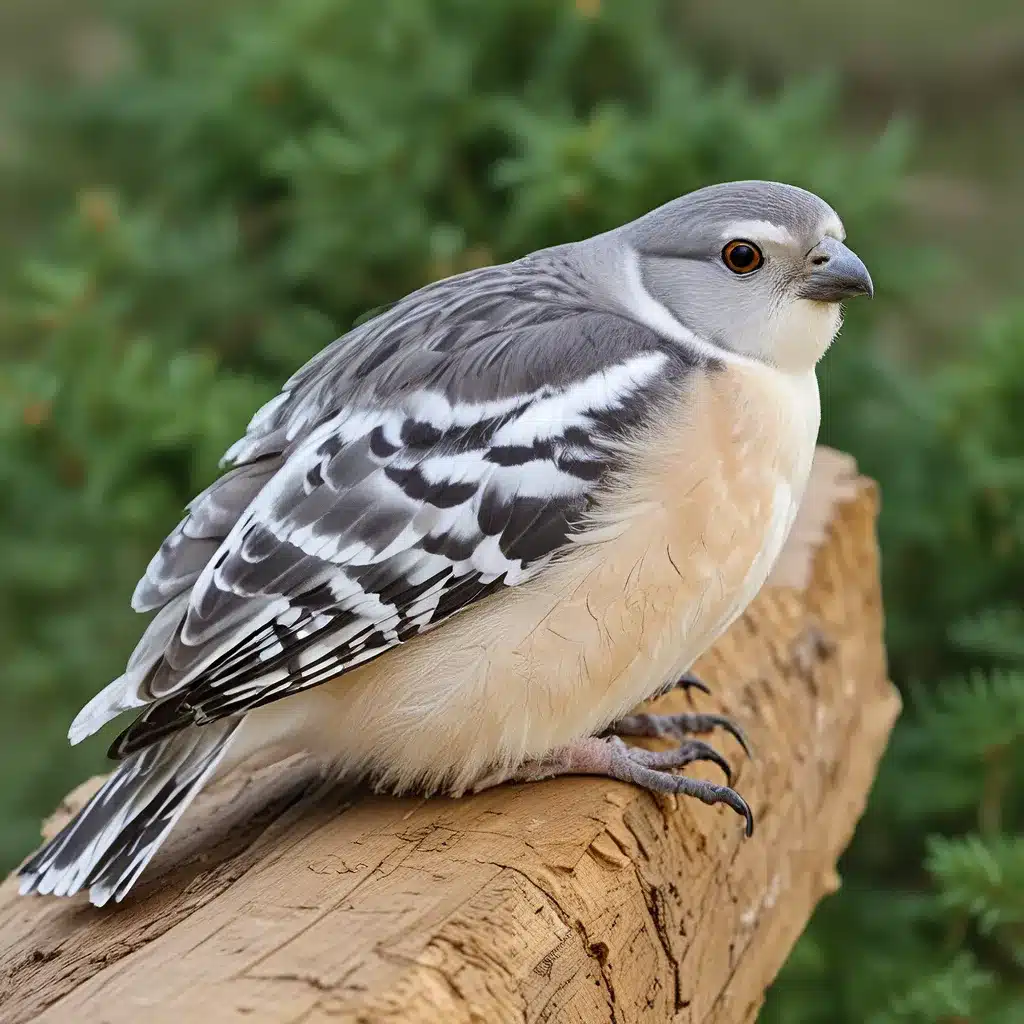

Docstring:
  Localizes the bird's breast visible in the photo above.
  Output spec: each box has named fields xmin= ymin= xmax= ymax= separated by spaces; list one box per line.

xmin=513 ymin=357 xmax=821 ymax=728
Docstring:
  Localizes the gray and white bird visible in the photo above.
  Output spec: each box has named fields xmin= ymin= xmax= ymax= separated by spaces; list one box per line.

xmin=18 ymin=180 xmax=873 ymax=906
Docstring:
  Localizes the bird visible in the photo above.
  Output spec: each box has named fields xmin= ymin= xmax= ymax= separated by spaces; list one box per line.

xmin=18 ymin=179 xmax=873 ymax=907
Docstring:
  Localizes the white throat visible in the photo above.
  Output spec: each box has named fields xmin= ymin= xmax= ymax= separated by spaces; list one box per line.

xmin=762 ymin=298 xmax=843 ymax=374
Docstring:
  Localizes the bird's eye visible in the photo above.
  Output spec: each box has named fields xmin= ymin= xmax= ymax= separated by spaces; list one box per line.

xmin=722 ymin=240 xmax=763 ymax=275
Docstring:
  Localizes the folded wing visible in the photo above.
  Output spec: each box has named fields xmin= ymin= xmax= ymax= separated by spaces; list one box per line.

xmin=71 ymin=256 xmax=698 ymax=757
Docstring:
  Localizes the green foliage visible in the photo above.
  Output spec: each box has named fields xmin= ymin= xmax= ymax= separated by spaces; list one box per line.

xmin=874 ymin=954 xmax=998 ymax=1024
xmin=928 ymin=834 xmax=1024 ymax=941
xmin=0 ymin=0 xmax=1020 ymax=1018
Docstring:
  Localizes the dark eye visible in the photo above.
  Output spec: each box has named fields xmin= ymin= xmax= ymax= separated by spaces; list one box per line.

xmin=722 ymin=239 xmax=763 ymax=274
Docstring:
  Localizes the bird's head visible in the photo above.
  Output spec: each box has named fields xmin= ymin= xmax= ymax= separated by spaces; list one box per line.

xmin=623 ymin=180 xmax=873 ymax=373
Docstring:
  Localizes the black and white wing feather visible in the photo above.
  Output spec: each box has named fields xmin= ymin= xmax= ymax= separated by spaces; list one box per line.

xmin=70 ymin=254 xmax=702 ymax=757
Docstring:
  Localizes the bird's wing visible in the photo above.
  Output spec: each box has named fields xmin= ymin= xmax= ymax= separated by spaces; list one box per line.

xmin=72 ymin=256 xmax=702 ymax=757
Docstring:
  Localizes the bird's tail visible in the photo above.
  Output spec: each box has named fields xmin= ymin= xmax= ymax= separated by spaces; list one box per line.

xmin=18 ymin=720 xmax=240 ymax=907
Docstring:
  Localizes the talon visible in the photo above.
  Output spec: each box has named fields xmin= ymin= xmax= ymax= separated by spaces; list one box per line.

xmin=727 ymin=788 xmax=755 ymax=837
xmin=707 ymin=784 xmax=754 ymax=837
xmin=678 ymin=671 xmax=711 ymax=696
xmin=672 ymin=739 xmax=734 ymax=785
xmin=685 ymin=778 xmax=754 ymax=837
xmin=628 ymin=738 xmax=733 ymax=785
xmin=690 ymin=741 xmax=733 ymax=786
xmin=606 ymin=710 xmax=752 ymax=759
xmin=697 ymin=714 xmax=752 ymax=760
xmin=651 ymin=671 xmax=711 ymax=701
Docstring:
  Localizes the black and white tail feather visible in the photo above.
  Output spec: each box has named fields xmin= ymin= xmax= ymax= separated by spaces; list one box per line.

xmin=18 ymin=722 xmax=239 ymax=906
xmin=17 ymin=238 xmax=708 ymax=905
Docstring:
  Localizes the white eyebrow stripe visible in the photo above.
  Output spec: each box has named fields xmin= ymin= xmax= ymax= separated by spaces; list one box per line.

xmin=819 ymin=213 xmax=846 ymax=241
xmin=620 ymin=247 xmax=759 ymax=370
xmin=720 ymin=220 xmax=797 ymax=246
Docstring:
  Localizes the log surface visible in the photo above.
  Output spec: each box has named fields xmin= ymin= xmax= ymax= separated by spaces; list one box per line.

xmin=0 ymin=447 xmax=900 ymax=1024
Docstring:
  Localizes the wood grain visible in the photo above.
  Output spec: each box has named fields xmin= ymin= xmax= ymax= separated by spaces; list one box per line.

xmin=0 ymin=446 xmax=899 ymax=1024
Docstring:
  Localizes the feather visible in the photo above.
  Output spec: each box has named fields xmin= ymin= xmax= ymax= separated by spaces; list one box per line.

xmin=71 ymin=254 xmax=705 ymax=754
xmin=19 ymin=721 xmax=239 ymax=906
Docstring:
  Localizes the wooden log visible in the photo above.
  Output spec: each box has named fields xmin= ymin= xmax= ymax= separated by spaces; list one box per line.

xmin=0 ymin=446 xmax=900 ymax=1024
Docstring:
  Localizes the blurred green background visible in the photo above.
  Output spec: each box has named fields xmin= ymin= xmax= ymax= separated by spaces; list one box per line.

xmin=2 ymin=1 xmax=1022 ymax=1019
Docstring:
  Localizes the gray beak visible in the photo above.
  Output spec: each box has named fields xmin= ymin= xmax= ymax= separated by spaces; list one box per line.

xmin=800 ymin=237 xmax=873 ymax=302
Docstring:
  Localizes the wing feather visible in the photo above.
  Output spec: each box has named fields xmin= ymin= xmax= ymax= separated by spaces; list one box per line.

xmin=71 ymin=255 xmax=704 ymax=756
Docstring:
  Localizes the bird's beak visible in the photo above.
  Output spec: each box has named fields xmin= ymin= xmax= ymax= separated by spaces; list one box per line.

xmin=800 ymin=237 xmax=873 ymax=302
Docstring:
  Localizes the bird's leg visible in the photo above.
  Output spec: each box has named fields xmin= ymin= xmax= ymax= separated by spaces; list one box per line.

xmin=471 ymin=735 xmax=753 ymax=836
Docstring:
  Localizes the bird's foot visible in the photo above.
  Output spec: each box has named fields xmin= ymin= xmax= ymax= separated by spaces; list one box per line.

xmin=472 ymin=734 xmax=753 ymax=836
xmin=602 ymin=710 xmax=751 ymax=758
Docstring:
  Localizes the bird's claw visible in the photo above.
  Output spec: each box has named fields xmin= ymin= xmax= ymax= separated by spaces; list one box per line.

xmin=604 ymin=710 xmax=752 ymax=760
xmin=676 ymin=671 xmax=712 ymax=697
xmin=653 ymin=670 xmax=711 ymax=701
xmin=608 ymin=734 xmax=735 ymax=785
xmin=473 ymin=727 xmax=755 ymax=837
xmin=607 ymin=735 xmax=754 ymax=836
xmin=602 ymin=703 xmax=754 ymax=834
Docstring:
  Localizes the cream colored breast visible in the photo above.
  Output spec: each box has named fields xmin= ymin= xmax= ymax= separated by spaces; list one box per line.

xmin=516 ymin=358 xmax=820 ymax=719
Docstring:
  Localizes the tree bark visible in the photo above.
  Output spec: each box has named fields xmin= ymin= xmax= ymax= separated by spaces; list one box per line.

xmin=0 ymin=446 xmax=900 ymax=1024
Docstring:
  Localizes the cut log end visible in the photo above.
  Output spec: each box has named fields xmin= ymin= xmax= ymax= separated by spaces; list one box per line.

xmin=0 ymin=446 xmax=900 ymax=1024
